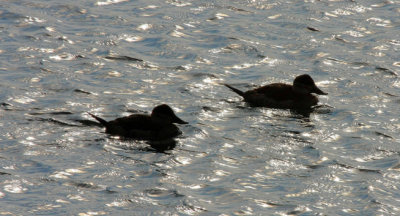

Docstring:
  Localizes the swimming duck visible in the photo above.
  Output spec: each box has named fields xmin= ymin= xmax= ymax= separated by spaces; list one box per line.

xmin=88 ymin=104 xmax=187 ymax=140
xmin=224 ymin=74 xmax=327 ymax=109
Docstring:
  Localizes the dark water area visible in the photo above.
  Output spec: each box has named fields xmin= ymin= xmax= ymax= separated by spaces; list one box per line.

xmin=0 ymin=0 xmax=399 ymax=215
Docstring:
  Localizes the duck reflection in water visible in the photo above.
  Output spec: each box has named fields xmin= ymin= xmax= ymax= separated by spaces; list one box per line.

xmin=147 ymin=139 xmax=177 ymax=152
xmin=89 ymin=104 xmax=187 ymax=151
xmin=224 ymin=74 xmax=328 ymax=111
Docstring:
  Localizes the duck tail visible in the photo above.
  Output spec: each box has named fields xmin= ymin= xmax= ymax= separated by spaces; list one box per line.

xmin=88 ymin=112 xmax=109 ymax=127
xmin=224 ymin=84 xmax=245 ymax=97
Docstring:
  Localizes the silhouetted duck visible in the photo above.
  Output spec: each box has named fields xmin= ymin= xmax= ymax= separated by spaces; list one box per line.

xmin=224 ymin=74 xmax=327 ymax=109
xmin=89 ymin=104 xmax=187 ymax=140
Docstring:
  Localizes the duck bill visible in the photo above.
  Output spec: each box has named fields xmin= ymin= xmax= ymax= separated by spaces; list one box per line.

xmin=173 ymin=115 xmax=188 ymax=124
xmin=312 ymin=86 xmax=328 ymax=95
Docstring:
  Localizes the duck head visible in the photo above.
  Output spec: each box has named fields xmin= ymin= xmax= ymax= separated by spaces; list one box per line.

xmin=151 ymin=104 xmax=188 ymax=124
xmin=292 ymin=74 xmax=328 ymax=95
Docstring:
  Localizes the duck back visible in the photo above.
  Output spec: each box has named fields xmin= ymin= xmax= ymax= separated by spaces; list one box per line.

xmin=106 ymin=114 xmax=181 ymax=140
xmin=249 ymin=83 xmax=295 ymax=101
xmin=108 ymin=114 xmax=157 ymax=131
xmin=243 ymin=83 xmax=318 ymax=109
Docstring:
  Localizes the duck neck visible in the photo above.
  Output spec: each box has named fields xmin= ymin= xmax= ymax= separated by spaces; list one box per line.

xmin=151 ymin=116 xmax=171 ymax=127
xmin=292 ymin=85 xmax=310 ymax=96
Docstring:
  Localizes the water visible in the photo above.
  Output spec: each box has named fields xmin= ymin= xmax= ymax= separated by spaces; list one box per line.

xmin=0 ymin=0 xmax=399 ymax=215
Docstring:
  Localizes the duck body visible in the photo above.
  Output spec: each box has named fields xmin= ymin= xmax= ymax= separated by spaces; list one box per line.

xmin=89 ymin=104 xmax=187 ymax=140
xmin=225 ymin=74 xmax=327 ymax=109
xmin=242 ymin=83 xmax=320 ymax=109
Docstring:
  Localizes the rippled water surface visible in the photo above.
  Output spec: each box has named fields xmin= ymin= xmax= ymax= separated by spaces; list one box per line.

xmin=1 ymin=0 xmax=400 ymax=215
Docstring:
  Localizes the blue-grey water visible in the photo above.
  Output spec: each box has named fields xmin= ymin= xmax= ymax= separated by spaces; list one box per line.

xmin=1 ymin=0 xmax=399 ymax=215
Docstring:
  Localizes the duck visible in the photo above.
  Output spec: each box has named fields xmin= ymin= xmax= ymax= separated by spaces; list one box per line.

xmin=224 ymin=74 xmax=327 ymax=109
xmin=88 ymin=104 xmax=188 ymax=140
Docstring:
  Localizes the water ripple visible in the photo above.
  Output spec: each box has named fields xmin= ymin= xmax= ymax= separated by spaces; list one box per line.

xmin=1 ymin=0 xmax=400 ymax=214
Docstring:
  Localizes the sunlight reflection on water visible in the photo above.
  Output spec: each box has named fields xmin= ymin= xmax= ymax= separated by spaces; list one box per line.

xmin=0 ymin=0 xmax=400 ymax=215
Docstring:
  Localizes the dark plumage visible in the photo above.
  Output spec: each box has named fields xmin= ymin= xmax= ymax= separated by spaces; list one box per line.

xmin=89 ymin=104 xmax=187 ymax=140
xmin=225 ymin=74 xmax=327 ymax=109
